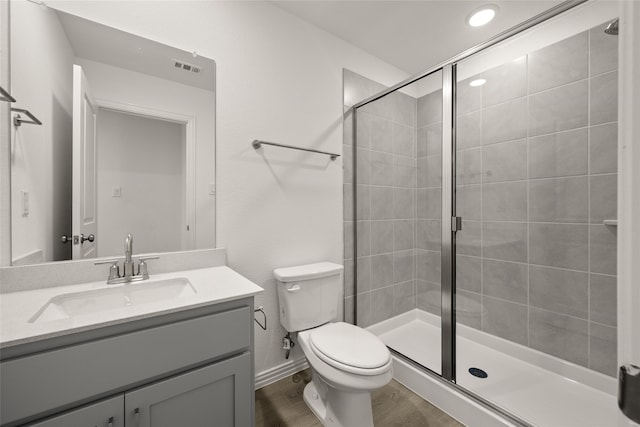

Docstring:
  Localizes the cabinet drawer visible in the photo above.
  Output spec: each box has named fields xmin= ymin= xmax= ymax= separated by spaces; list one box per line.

xmin=1 ymin=306 xmax=250 ymax=425
xmin=27 ymin=396 xmax=124 ymax=427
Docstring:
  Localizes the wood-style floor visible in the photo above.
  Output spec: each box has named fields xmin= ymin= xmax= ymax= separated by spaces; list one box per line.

xmin=255 ymin=369 xmax=464 ymax=427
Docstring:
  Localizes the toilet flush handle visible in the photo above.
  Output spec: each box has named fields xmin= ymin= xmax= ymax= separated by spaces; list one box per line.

xmin=287 ymin=284 xmax=301 ymax=292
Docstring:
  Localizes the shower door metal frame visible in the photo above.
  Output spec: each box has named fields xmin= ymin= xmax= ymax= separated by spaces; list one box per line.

xmin=349 ymin=0 xmax=590 ymax=422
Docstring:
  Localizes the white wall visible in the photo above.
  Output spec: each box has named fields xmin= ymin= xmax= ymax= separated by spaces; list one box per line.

xmin=76 ymin=57 xmax=215 ymax=250
xmin=97 ymin=109 xmax=184 ymax=257
xmin=48 ymin=0 xmax=409 ymax=375
xmin=10 ymin=1 xmax=74 ymax=263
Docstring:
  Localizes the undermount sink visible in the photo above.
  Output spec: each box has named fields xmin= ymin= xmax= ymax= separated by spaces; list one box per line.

xmin=29 ymin=278 xmax=197 ymax=323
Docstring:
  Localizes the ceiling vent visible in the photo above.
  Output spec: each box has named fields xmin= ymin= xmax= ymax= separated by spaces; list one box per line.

xmin=172 ymin=59 xmax=201 ymax=74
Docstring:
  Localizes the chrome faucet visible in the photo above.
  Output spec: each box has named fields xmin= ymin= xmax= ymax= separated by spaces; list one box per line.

xmin=94 ymin=233 xmax=159 ymax=284
xmin=123 ymin=233 xmax=135 ymax=278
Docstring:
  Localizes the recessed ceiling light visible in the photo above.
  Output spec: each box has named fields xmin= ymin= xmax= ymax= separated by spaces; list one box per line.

xmin=467 ymin=5 xmax=498 ymax=27
xmin=469 ymin=79 xmax=487 ymax=87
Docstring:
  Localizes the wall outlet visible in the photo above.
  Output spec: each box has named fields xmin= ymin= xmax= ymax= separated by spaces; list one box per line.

xmin=112 ymin=186 xmax=122 ymax=197
xmin=208 ymin=183 xmax=216 ymax=196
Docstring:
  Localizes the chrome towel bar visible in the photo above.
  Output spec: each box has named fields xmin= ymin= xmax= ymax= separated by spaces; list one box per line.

xmin=12 ymin=108 xmax=42 ymax=127
xmin=0 ymin=86 xmax=16 ymax=103
xmin=252 ymin=139 xmax=340 ymax=161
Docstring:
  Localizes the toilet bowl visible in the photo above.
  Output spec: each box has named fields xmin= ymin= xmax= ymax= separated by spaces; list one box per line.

xmin=298 ymin=322 xmax=393 ymax=427
xmin=274 ymin=262 xmax=392 ymax=427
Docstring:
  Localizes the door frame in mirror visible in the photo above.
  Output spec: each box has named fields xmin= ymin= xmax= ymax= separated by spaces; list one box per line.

xmin=95 ymin=98 xmax=197 ymax=251
xmin=0 ymin=0 xmax=11 ymax=267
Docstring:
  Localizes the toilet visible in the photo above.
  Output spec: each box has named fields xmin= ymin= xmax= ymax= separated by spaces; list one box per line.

xmin=274 ymin=262 xmax=393 ymax=427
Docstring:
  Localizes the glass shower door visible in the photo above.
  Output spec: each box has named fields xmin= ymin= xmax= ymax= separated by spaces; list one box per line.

xmin=453 ymin=17 xmax=620 ymax=426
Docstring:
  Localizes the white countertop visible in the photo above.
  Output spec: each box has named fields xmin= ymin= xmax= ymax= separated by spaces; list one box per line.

xmin=0 ymin=266 xmax=263 ymax=349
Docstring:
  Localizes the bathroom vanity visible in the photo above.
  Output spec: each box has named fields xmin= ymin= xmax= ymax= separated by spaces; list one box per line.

xmin=0 ymin=264 xmax=263 ymax=427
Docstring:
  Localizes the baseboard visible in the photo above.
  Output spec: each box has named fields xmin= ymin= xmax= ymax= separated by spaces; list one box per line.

xmin=255 ymin=358 xmax=309 ymax=390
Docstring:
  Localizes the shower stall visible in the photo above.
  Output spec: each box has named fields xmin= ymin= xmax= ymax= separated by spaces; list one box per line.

xmin=343 ymin=1 xmax=620 ymax=425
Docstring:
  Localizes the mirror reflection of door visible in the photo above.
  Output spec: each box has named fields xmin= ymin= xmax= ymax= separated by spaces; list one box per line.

xmin=72 ymin=65 xmax=98 ymax=260
xmin=9 ymin=2 xmax=215 ymax=265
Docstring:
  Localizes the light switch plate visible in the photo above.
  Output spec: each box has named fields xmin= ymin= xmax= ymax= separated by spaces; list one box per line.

xmin=112 ymin=187 xmax=122 ymax=197
xmin=21 ymin=190 xmax=29 ymax=216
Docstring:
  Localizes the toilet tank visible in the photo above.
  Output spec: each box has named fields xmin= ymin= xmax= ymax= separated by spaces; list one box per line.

xmin=274 ymin=262 xmax=343 ymax=332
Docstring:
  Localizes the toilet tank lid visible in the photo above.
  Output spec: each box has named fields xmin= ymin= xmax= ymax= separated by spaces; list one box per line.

xmin=274 ymin=262 xmax=343 ymax=282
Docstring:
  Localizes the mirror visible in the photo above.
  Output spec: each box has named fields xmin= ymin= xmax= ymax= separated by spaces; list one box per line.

xmin=9 ymin=2 xmax=216 ymax=265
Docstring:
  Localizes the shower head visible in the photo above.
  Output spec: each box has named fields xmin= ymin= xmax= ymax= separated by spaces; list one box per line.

xmin=605 ymin=19 xmax=619 ymax=35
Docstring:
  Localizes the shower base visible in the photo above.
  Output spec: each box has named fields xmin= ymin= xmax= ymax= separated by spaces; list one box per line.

xmin=367 ymin=309 xmax=618 ymax=427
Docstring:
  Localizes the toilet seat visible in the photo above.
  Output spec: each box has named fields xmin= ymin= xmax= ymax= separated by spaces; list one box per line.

xmin=308 ymin=322 xmax=391 ymax=376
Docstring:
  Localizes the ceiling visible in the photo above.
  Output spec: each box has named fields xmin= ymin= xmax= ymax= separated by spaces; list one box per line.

xmin=272 ymin=0 xmax=564 ymax=75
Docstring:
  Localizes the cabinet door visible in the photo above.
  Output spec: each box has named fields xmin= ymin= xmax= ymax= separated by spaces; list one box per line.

xmin=27 ymin=396 xmax=123 ymax=427
xmin=125 ymin=352 xmax=252 ymax=427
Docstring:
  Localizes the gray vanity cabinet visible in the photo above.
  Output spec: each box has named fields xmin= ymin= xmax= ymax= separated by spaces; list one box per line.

xmin=28 ymin=396 xmax=124 ymax=427
xmin=2 ymin=298 xmax=256 ymax=427
xmin=125 ymin=352 xmax=252 ymax=427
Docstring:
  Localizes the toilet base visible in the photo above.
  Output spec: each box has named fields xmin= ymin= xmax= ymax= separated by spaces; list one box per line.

xmin=303 ymin=372 xmax=375 ymax=427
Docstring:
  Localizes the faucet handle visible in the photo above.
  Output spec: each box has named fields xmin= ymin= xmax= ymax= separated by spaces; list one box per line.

xmin=94 ymin=259 xmax=121 ymax=281
xmin=137 ymin=256 xmax=159 ymax=278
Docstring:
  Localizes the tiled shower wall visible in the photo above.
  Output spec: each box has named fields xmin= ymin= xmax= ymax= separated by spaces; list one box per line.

xmin=343 ymin=20 xmax=618 ymax=378
xmin=420 ymin=22 xmax=619 ymax=377
xmin=343 ymin=70 xmax=418 ymax=327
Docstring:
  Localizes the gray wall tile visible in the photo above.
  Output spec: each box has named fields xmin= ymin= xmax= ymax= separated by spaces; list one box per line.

xmin=590 ymin=225 xmax=617 ymax=275
xmin=457 ymin=290 xmax=482 ymax=329
xmin=356 ymin=148 xmax=370 ymax=184
xmin=356 ymin=221 xmax=370 ymax=257
xmin=529 ymin=223 xmax=588 ymax=270
xmin=529 ymin=265 xmax=588 ymax=318
xmin=483 ymin=181 xmax=528 ymax=221
xmin=457 ymin=77 xmax=482 ymax=115
xmin=417 ymin=219 xmax=440 ymax=251
xmin=370 ymin=151 xmax=393 ymax=186
xmin=343 ymin=184 xmax=353 ymax=220
xmin=371 ymin=220 xmax=394 ymax=255
xmin=417 ymin=250 xmax=441 ymax=284
xmin=529 ymin=177 xmax=588 ymax=223
xmin=394 ymin=251 xmax=415 ymax=284
xmin=528 ymin=32 xmax=588 ymax=94
xmin=422 ymin=122 xmax=442 ymax=157
xmin=590 ymin=273 xmax=617 ymax=326
xmin=394 ymin=220 xmax=414 ymax=251
xmin=394 ymin=187 xmax=414 ymax=219
xmin=344 ymin=296 xmax=354 ymax=324
xmin=344 ymin=259 xmax=354 ymax=297
xmin=424 ymin=188 xmax=441 ymax=220
xmin=457 ymin=110 xmax=482 ymax=150
xmin=417 ymin=280 xmax=441 ymax=315
xmin=590 ymin=174 xmax=617 ymax=224
xmin=394 ymin=123 xmax=415 ymax=157
xmin=483 ymin=221 xmax=528 ymax=262
xmin=529 ymin=128 xmax=588 ymax=178
xmin=370 ymin=115 xmax=394 ymax=153
xmin=343 ymin=146 xmax=353 ymax=183
xmin=529 ymin=307 xmax=588 ymax=366
xmin=458 ymin=220 xmax=482 ymax=257
xmin=590 ymin=24 xmax=619 ymax=76
xmin=356 ymin=185 xmax=370 ymax=220
xmin=589 ymin=322 xmax=617 ymax=376
xmin=371 ymin=286 xmax=395 ymax=324
xmin=418 ymin=90 xmax=442 ymax=127
xmin=361 ymin=91 xmax=394 ymax=120
xmin=356 ymin=292 xmax=372 ymax=327
xmin=482 ymin=58 xmax=527 ymax=106
xmin=482 ymin=97 xmax=527 ymax=145
xmin=590 ymin=71 xmax=618 ymax=126
xmin=482 ymin=296 xmax=528 ymax=345
xmin=482 ymin=140 xmax=527 ymax=183
xmin=483 ymin=259 xmax=528 ymax=304
xmin=371 ymin=253 xmax=394 ymax=289
xmin=457 ymin=255 xmax=481 ymax=293
xmin=355 ymin=112 xmax=372 ymax=149
xmin=356 ymin=257 xmax=371 ymax=294
xmin=393 ymin=91 xmax=417 ymax=127
xmin=457 ymin=148 xmax=482 ymax=185
xmin=371 ymin=186 xmax=394 ymax=219
xmin=425 ymin=155 xmax=442 ymax=188
xmin=529 ymin=80 xmax=588 ymax=136
xmin=394 ymin=281 xmax=416 ymax=315
xmin=590 ymin=123 xmax=618 ymax=174
xmin=394 ymin=155 xmax=416 ymax=188
xmin=457 ymin=185 xmax=482 ymax=221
